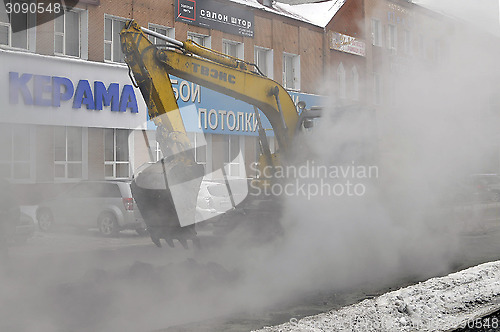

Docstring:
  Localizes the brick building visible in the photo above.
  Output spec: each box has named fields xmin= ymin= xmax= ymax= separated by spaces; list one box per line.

xmin=2 ymin=0 xmax=495 ymax=202
xmin=0 ymin=0 xmax=333 ymax=203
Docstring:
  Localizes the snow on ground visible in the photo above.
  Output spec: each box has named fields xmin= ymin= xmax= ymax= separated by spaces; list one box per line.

xmin=254 ymin=260 xmax=500 ymax=331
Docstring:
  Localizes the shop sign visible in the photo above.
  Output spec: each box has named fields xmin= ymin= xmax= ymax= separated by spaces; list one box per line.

xmin=9 ymin=72 xmax=138 ymax=113
xmin=330 ymin=32 xmax=366 ymax=57
xmin=1 ymin=49 xmax=145 ymax=129
xmin=148 ymin=76 xmax=324 ymax=137
xmin=175 ymin=0 xmax=254 ymax=37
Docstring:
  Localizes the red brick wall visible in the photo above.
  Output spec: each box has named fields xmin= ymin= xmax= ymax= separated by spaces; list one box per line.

xmin=41 ymin=0 xmax=325 ymax=94
xmin=324 ymin=0 xmax=367 ymax=102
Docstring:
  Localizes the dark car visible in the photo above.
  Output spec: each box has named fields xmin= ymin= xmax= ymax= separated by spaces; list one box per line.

xmin=36 ymin=181 xmax=145 ymax=236
xmin=10 ymin=212 xmax=35 ymax=244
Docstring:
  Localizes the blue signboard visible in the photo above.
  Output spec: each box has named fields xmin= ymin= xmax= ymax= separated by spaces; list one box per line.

xmin=9 ymin=72 xmax=139 ymax=113
xmin=147 ymin=76 xmax=324 ymax=137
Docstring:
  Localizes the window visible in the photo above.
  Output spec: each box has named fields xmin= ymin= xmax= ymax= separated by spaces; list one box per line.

xmin=434 ymin=39 xmax=442 ymax=63
xmin=105 ymin=129 xmax=130 ymax=179
xmin=54 ymin=126 xmax=83 ymax=179
xmin=104 ymin=15 xmax=126 ymax=63
xmin=0 ymin=124 xmax=32 ymax=180
xmin=151 ymin=141 xmax=163 ymax=162
xmin=388 ymin=24 xmax=397 ymax=51
xmin=187 ymin=132 xmax=208 ymax=165
xmin=283 ymin=53 xmax=300 ymax=90
xmin=151 ymin=140 xmax=163 ymax=163
xmin=194 ymin=133 xmax=207 ymax=165
xmin=55 ymin=9 xmax=86 ymax=57
xmin=371 ymin=19 xmax=382 ymax=47
xmin=0 ymin=0 xmax=35 ymax=50
xmin=337 ymin=63 xmax=346 ymax=99
xmin=373 ymin=73 xmax=381 ymax=105
xmin=351 ymin=66 xmax=359 ymax=101
xmin=222 ymin=39 xmax=244 ymax=59
xmin=187 ymin=32 xmax=210 ymax=47
xmin=148 ymin=23 xmax=174 ymax=45
xmin=388 ymin=75 xmax=396 ymax=106
xmin=417 ymin=34 xmax=425 ymax=58
xmin=142 ymin=130 xmax=163 ymax=163
xmin=224 ymin=135 xmax=242 ymax=177
xmin=403 ymin=29 xmax=412 ymax=55
xmin=254 ymin=46 xmax=273 ymax=78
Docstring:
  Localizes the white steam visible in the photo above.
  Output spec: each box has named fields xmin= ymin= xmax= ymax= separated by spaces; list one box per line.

xmin=1 ymin=6 xmax=500 ymax=332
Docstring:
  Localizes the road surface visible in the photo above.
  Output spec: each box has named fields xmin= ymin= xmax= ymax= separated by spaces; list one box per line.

xmin=3 ymin=219 xmax=500 ymax=332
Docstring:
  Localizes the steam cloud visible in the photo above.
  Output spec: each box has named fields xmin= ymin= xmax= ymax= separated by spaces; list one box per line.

xmin=1 ymin=4 xmax=500 ymax=332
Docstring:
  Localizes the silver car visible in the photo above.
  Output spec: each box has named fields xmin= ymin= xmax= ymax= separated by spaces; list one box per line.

xmin=195 ymin=179 xmax=249 ymax=223
xmin=36 ymin=181 xmax=145 ymax=236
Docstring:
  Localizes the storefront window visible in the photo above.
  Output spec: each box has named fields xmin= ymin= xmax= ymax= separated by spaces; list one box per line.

xmin=185 ymin=132 xmax=207 ymax=165
xmin=151 ymin=141 xmax=163 ymax=163
xmin=54 ymin=9 xmax=81 ymax=57
xmin=195 ymin=132 xmax=207 ymax=165
xmin=104 ymin=15 xmax=126 ymax=63
xmin=54 ymin=126 xmax=83 ymax=180
xmin=105 ymin=129 xmax=130 ymax=179
xmin=0 ymin=124 xmax=31 ymax=180
xmin=224 ymin=135 xmax=241 ymax=177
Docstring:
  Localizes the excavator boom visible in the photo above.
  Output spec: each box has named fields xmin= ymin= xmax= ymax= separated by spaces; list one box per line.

xmin=121 ymin=21 xmax=299 ymax=154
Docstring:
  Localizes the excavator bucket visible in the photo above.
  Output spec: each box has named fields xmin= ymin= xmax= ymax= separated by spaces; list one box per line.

xmin=131 ymin=152 xmax=204 ymax=248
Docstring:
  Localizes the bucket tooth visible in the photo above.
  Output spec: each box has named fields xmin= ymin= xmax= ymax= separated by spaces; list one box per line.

xmin=178 ymin=237 xmax=189 ymax=249
xmin=164 ymin=237 xmax=175 ymax=248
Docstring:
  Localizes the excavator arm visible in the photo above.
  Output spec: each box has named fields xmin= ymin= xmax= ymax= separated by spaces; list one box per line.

xmin=120 ymin=21 xmax=308 ymax=248
xmin=120 ymin=20 xmax=300 ymax=156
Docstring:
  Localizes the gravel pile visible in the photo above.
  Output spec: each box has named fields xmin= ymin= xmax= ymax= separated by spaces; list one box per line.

xmin=254 ymin=261 xmax=500 ymax=332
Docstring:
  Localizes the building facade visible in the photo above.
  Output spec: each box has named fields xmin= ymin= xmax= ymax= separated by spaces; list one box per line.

xmin=2 ymin=0 xmax=497 ymax=203
xmin=0 ymin=0 xmax=329 ymax=203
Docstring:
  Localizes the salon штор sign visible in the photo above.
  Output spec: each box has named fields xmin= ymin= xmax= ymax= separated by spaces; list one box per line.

xmin=175 ymin=0 xmax=254 ymax=37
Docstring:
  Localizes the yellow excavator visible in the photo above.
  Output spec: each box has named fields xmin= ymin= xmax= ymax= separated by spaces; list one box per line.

xmin=120 ymin=20 xmax=322 ymax=248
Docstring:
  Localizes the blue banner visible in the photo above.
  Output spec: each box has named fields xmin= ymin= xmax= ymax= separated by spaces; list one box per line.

xmin=147 ymin=76 xmax=324 ymax=137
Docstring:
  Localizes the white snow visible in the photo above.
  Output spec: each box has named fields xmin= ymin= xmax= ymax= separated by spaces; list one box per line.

xmin=287 ymin=0 xmax=346 ymax=27
xmin=253 ymin=260 xmax=500 ymax=331
xmin=228 ymin=0 xmax=346 ymax=27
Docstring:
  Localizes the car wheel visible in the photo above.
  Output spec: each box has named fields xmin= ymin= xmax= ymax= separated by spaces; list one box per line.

xmin=98 ymin=213 xmax=119 ymax=236
xmin=37 ymin=209 xmax=54 ymax=232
